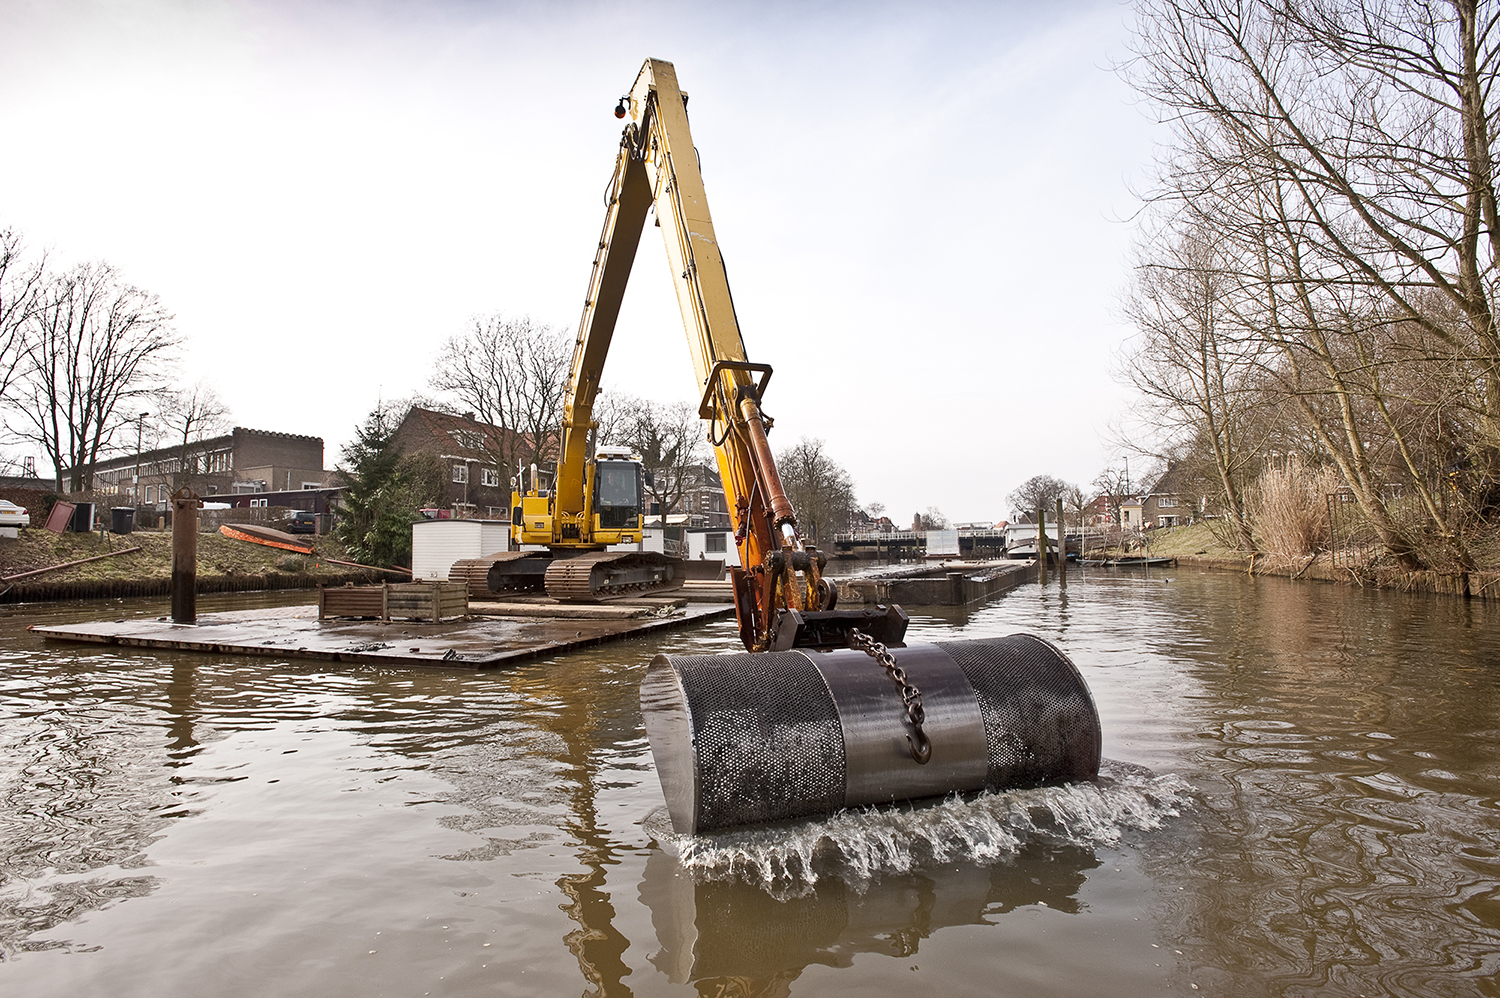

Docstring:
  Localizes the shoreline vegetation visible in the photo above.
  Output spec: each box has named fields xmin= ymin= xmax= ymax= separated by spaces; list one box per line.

xmin=5 ymin=520 xmax=1496 ymax=606
xmin=1112 ymin=523 xmax=1500 ymax=601
xmin=0 ymin=528 xmax=382 ymax=604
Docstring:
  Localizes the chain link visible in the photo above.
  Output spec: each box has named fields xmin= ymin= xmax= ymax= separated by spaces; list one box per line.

xmin=848 ymin=629 xmax=932 ymax=765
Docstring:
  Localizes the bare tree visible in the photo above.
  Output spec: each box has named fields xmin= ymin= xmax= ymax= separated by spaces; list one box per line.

xmin=1120 ymin=224 xmax=1265 ymax=548
xmin=601 ymin=396 xmax=702 ymax=524
xmin=915 ymin=507 xmax=950 ymax=530
xmin=776 ymin=437 xmax=858 ymax=544
xmin=429 ymin=314 xmax=569 ymax=479
xmin=1092 ymin=463 xmax=1133 ymax=527
xmin=1125 ymin=0 xmax=1500 ymax=569
xmin=9 ymin=262 xmax=176 ymax=492
xmin=1007 ymin=474 xmax=1075 ymax=521
xmin=157 ymin=381 xmax=232 ymax=492
xmin=0 ymin=227 xmax=44 ymax=412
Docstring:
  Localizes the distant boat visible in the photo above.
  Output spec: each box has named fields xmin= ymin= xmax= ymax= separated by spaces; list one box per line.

xmin=1002 ymin=523 xmax=1080 ymax=561
xmin=1079 ymin=556 xmax=1176 ymax=568
xmin=219 ymin=522 xmax=315 ymax=555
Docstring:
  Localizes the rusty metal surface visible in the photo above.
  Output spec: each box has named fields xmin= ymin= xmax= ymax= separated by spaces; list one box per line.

xmin=29 ymin=601 xmax=734 ymax=669
xmin=839 ymin=560 xmax=1037 ymax=606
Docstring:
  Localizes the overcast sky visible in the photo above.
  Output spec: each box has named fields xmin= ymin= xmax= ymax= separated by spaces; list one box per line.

xmin=0 ymin=0 xmax=1160 ymax=524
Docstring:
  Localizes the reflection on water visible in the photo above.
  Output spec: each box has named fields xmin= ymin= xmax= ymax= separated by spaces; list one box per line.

xmin=642 ymin=843 xmax=1102 ymax=991
xmin=0 ymin=575 xmax=1499 ymax=996
xmin=638 ymin=761 xmax=1189 ymax=994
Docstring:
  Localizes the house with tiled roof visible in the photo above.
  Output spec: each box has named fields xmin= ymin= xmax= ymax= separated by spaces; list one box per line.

xmin=1122 ymin=463 xmax=1198 ymax=529
xmin=390 ymin=407 xmax=526 ymax=519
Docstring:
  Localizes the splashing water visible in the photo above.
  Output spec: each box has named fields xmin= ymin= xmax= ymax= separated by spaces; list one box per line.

xmin=645 ymin=760 xmax=1193 ymax=897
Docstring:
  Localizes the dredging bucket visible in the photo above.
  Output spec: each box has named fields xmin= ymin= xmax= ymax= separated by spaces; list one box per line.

xmin=640 ymin=635 xmax=1101 ymax=835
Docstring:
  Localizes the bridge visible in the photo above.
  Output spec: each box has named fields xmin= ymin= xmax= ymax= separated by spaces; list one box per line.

xmin=831 ymin=528 xmax=1009 ymax=559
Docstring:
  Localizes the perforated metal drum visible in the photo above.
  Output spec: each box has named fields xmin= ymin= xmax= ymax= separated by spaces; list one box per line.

xmin=640 ymin=635 xmax=1101 ymax=834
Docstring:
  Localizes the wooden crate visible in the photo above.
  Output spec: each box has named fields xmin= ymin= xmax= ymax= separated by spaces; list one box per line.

xmin=319 ymin=581 xmax=468 ymax=622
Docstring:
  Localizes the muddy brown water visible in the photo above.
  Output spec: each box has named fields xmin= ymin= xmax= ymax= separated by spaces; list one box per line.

xmin=1 ymin=569 xmax=1498 ymax=997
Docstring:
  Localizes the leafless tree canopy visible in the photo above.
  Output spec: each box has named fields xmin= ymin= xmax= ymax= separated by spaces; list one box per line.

xmin=6 ymin=259 xmax=177 ymax=491
xmin=157 ymin=381 xmax=233 ymax=491
xmin=909 ymin=507 xmax=951 ymax=531
xmin=0 ymin=228 xmax=45 ymax=415
xmin=1007 ymin=474 xmax=1076 ymax=520
xmin=1121 ymin=0 xmax=1500 ymax=569
xmin=600 ymin=395 xmax=703 ymax=522
xmin=776 ymin=437 xmax=858 ymax=543
xmin=1121 ymin=226 xmax=1268 ymax=547
xmin=429 ymin=315 xmax=569 ymax=478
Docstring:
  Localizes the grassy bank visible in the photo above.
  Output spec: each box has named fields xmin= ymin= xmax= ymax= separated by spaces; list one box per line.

xmin=0 ymin=527 xmax=380 ymax=601
xmin=1112 ymin=522 xmax=1500 ymax=599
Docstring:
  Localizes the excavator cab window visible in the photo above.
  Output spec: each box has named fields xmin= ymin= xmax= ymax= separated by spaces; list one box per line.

xmin=594 ymin=460 xmax=643 ymax=529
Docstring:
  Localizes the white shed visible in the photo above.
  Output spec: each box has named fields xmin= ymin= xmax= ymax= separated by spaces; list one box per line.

xmin=411 ymin=519 xmax=511 ymax=580
xmin=686 ymin=526 xmax=739 ymax=567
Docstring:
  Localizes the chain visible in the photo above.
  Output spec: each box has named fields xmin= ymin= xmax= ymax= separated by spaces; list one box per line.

xmin=848 ymin=629 xmax=932 ymax=765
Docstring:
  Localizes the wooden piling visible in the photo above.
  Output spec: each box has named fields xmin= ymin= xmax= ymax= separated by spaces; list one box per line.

xmin=171 ymin=489 xmax=202 ymax=623
xmin=1057 ymin=497 xmax=1067 ymax=580
xmin=1037 ymin=504 xmax=1048 ymax=585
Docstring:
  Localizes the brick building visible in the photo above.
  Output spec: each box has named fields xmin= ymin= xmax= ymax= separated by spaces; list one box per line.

xmin=75 ymin=428 xmax=328 ymax=506
xmin=389 ymin=407 xmax=520 ymax=519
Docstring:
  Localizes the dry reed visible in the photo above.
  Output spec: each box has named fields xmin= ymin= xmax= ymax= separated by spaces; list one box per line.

xmin=1249 ymin=461 xmax=1342 ymax=558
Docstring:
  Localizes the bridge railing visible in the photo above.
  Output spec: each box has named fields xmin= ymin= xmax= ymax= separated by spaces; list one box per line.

xmin=833 ymin=529 xmax=1008 ymax=546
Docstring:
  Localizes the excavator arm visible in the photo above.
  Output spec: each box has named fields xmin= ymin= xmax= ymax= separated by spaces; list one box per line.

xmin=564 ymin=58 xmax=906 ymax=652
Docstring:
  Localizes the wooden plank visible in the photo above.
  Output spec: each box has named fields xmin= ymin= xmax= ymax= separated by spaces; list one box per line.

xmin=469 ymin=601 xmax=649 ymax=619
xmin=2 ymin=546 xmax=144 ymax=581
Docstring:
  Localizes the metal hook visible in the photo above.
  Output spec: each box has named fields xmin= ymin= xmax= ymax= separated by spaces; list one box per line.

xmin=906 ymin=729 xmax=932 ymax=765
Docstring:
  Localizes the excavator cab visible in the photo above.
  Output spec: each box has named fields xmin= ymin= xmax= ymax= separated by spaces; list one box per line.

xmin=590 ymin=447 xmax=645 ymax=532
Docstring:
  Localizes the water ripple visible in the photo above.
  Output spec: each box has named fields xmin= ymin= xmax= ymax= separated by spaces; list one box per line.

xmin=655 ymin=760 xmax=1192 ymax=896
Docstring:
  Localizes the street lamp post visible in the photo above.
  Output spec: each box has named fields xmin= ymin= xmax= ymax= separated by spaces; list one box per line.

xmin=134 ymin=411 xmax=149 ymax=503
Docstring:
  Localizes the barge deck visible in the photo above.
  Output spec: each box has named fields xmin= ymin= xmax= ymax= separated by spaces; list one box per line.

xmin=30 ymin=600 xmax=735 ymax=669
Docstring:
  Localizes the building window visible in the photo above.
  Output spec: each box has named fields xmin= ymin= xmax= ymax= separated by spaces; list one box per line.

xmin=250 ymin=498 xmax=268 ymax=508
xmin=481 ymin=468 xmax=500 ymax=488
xmin=1158 ymin=496 xmax=1177 ymax=508
xmin=302 ymin=482 xmax=320 ymax=490
xmin=452 ymin=464 xmax=469 ymax=484
xmin=706 ymin=533 xmax=727 ymax=553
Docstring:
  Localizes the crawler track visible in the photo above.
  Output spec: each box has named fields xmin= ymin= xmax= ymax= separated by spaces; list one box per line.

xmin=544 ymin=551 xmax=684 ymax=602
xmin=448 ymin=552 xmax=553 ymax=595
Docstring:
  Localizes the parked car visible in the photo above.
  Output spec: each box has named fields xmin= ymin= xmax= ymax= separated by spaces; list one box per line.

xmin=0 ymin=500 xmax=30 ymax=528
xmin=285 ymin=510 xmax=316 ymax=534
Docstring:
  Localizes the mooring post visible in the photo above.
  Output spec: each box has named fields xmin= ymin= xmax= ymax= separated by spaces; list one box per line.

xmin=1036 ymin=503 xmax=1048 ymax=585
xmin=170 ymin=488 xmax=202 ymax=624
xmin=1056 ymin=497 xmax=1067 ymax=580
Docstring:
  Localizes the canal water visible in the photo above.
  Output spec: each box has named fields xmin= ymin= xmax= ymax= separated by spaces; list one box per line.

xmin=1 ymin=568 xmax=1497 ymax=997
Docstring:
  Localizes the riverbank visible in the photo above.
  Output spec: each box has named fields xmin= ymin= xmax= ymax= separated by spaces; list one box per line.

xmin=0 ymin=528 xmax=384 ymax=603
xmin=1119 ymin=522 xmax=1500 ymax=600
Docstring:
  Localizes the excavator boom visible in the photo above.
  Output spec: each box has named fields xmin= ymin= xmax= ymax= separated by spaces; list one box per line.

xmin=556 ymin=58 xmax=905 ymax=651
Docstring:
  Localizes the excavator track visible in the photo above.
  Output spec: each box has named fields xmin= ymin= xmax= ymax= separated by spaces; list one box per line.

xmin=544 ymin=551 xmax=685 ymax=602
xmin=448 ymin=551 xmax=553 ymax=596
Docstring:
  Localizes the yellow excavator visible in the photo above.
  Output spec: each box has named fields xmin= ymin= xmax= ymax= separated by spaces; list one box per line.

xmin=454 ymin=57 xmax=906 ymax=651
xmin=458 ymin=58 xmax=1101 ymax=835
